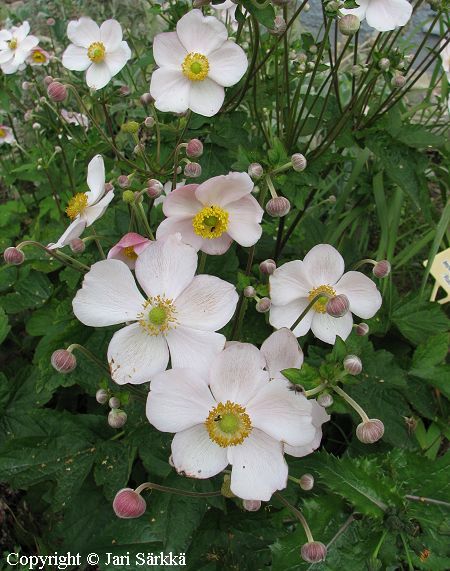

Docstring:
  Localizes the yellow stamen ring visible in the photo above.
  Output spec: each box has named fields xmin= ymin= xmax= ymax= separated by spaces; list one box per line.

xmin=65 ymin=193 xmax=88 ymax=220
xmin=205 ymin=401 xmax=252 ymax=448
xmin=182 ymin=52 xmax=209 ymax=81
xmin=192 ymin=205 xmax=229 ymax=239
xmin=138 ymin=296 xmax=177 ymax=336
xmin=87 ymin=41 xmax=106 ymax=63
xmin=8 ymin=38 xmax=18 ymax=50
xmin=308 ymin=284 xmax=336 ymax=313
xmin=32 ymin=51 xmax=47 ymax=63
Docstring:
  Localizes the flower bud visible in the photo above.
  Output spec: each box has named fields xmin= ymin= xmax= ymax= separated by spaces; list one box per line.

xmin=3 ymin=246 xmax=25 ymax=265
xmin=301 ymin=542 xmax=327 ymax=563
xmin=109 ymin=396 xmax=121 ymax=409
xmin=24 ymin=110 xmax=33 ymax=122
xmin=47 ymin=17 xmax=56 ymax=26
xmin=147 ymin=183 xmax=163 ymax=199
xmin=32 ymin=122 xmax=41 ymax=130
xmin=22 ymin=81 xmax=31 ymax=91
xmin=184 ymin=162 xmax=202 ymax=178
xmin=118 ymin=85 xmax=131 ymax=97
xmin=326 ymin=0 xmax=340 ymax=12
xmin=270 ymin=16 xmax=287 ymax=36
xmin=47 ymin=81 xmax=67 ymax=102
xmin=96 ymin=389 xmax=109 ymax=404
xmin=356 ymin=419 xmax=384 ymax=444
xmin=317 ymin=393 xmax=333 ymax=408
xmin=51 ymin=349 xmax=77 ymax=373
xmin=117 ymin=175 xmax=130 ymax=189
xmin=260 ymin=259 xmax=276 ymax=275
xmin=355 ymin=322 xmax=369 ymax=336
xmin=144 ymin=116 xmax=155 ymax=128
xmin=113 ymin=488 xmax=146 ymax=519
xmin=326 ymin=294 xmax=350 ymax=318
xmin=43 ymin=75 xmax=53 ymax=86
xmin=378 ymin=58 xmax=390 ymax=71
xmin=121 ymin=120 xmax=140 ymax=134
xmin=122 ymin=190 xmax=135 ymax=204
xmin=70 ymin=238 xmax=85 ymax=254
xmin=266 ymin=196 xmax=291 ymax=217
xmin=104 ymin=182 xmax=114 ymax=193
xmin=221 ymin=474 xmax=235 ymax=498
xmin=256 ymin=297 xmax=271 ymax=313
xmin=291 ymin=153 xmax=307 ymax=172
xmin=392 ymin=74 xmax=406 ymax=88
xmin=299 ymin=473 xmax=314 ymax=491
xmin=373 ymin=260 xmax=391 ymax=278
xmin=140 ymin=93 xmax=154 ymax=105
xmin=243 ymin=500 xmax=261 ymax=512
xmin=108 ymin=408 xmax=128 ymax=429
xmin=186 ymin=138 xmax=203 ymax=158
xmin=248 ymin=162 xmax=263 ymax=179
xmin=244 ymin=286 xmax=256 ymax=298
xmin=134 ymin=143 xmax=144 ymax=155
xmin=338 ymin=14 xmax=360 ymax=36
xmin=343 ymin=354 xmax=362 ymax=376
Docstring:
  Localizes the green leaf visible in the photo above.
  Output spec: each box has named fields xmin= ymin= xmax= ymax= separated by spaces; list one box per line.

xmin=94 ymin=441 xmax=136 ymax=501
xmin=0 ymin=306 xmax=10 ymax=344
xmin=392 ymin=296 xmax=450 ymax=346
xmin=241 ymin=0 xmax=276 ymax=28
xmin=281 ymin=364 xmax=320 ymax=389
xmin=1 ymin=270 xmax=53 ymax=314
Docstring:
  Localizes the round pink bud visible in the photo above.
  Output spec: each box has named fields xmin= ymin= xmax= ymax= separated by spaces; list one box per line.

xmin=47 ymin=81 xmax=67 ymax=102
xmin=260 ymin=259 xmax=276 ymax=275
xmin=144 ymin=116 xmax=155 ymax=128
xmin=147 ymin=178 xmax=163 ymax=198
xmin=379 ymin=58 xmax=390 ymax=71
xmin=69 ymin=238 xmax=85 ymax=254
xmin=271 ymin=16 xmax=287 ymax=36
xmin=338 ymin=14 xmax=360 ymax=36
xmin=248 ymin=162 xmax=263 ymax=179
xmin=43 ymin=75 xmax=53 ymax=86
xmin=104 ymin=182 xmax=114 ymax=193
xmin=3 ymin=247 xmax=25 ymax=265
xmin=184 ymin=162 xmax=202 ymax=178
xmin=118 ymin=85 xmax=131 ymax=97
xmin=301 ymin=542 xmax=327 ymax=563
xmin=96 ymin=389 xmax=109 ymax=404
xmin=243 ymin=500 xmax=261 ymax=512
xmin=244 ymin=286 xmax=256 ymax=298
xmin=356 ymin=419 xmax=385 ymax=444
xmin=317 ymin=393 xmax=333 ymax=408
xmin=299 ymin=473 xmax=314 ymax=491
xmin=47 ymin=17 xmax=56 ymax=26
xmin=117 ymin=175 xmax=130 ymax=189
xmin=326 ymin=294 xmax=350 ymax=318
xmin=51 ymin=349 xmax=77 ymax=374
xmin=373 ymin=260 xmax=391 ymax=278
xmin=355 ymin=322 xmax=369 ymax=336
xmin=108 ymin=409 xmax=127 ymax=429
xmin=343 ymin=354 xmax=362 ymax=376
xmin=113 ymin=488 xmax=146 ymax=519
xmin=266 ymin=196 xmax=291 ymax=217
xmin=256 ymin=297 xmax=271 ymax=313
xmin=109 ymin=396 xmax=121 ymax=409
xmin=186 ymin=138 xmax=204 ymax=158
xmin=392 ymin=74 xmax=406 ymax=88
xmin=291 ymin=153 xmax=307 ymax=172
xmin=22 ymin=81 xmax=31 ymax=91
xmin=140 ymin=93 xmax=154 ymax=105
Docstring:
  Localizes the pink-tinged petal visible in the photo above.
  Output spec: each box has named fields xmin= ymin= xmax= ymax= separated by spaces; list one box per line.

xmin=195 ymin=172 xmax=254 ymax=207
xmin=156 ymin=216 xmax=204 ymax=251
xmin=228 ymin=429 xmax=288 ymax=501
xmin=108 ymin=323 xmax=169 ymax=385
xmin=110 ymin=232 xmax=151 ymax=249
xmin=166 ymin=326 xmax=226 ymax=376
xmin=67 ymin=17 xmax=100 ymax=48
xmin=105 ymin=42 xmax=131 ymax=76
xmin=303 ymin=244 xmax=345 ymax=287
xmin=86 ymin=61 xmax=112 ymax=90
xmin=162 ymin=184 xmax=201 ymax=217
xmin=208 ymin=40 xmax=248 ymax=87
xmin=335 ymin=270 xmax=382 ymax=319
xmin=246 ymin=379 xmax=315 ymax=447
xmin=62 ymin=44 xmax=91 ymax=70
xmin=199 ymin=233 xmax=233 ymax=255
xmin=209 ymin=343 xmax=268 ymax=405
xmin=175 ymin=275 xmax=238 ymax=331
xmin=310 ymin=311 xmax=353 ymax=345
xmin=176 ymin=9 xmax=227 ymax=55
xmin=189 ymin=78 xmax=224 ymax=117
xmin=153 ymin=31 xmax=187 ymax=69
xmin=106 ymin=248 xmax=136 ymax=270
xmin=72 ymin=259 xmax=145 ymax=326
xmin=260 ymin=328 xmax=303 ymax=380
xmin=366 ymin=0 xmax=412 ymax=32
xmin=48 ymin=218 xmax=86 ymax=250
xmin=171 ymin=424 xmax=228 ymax=478
xmin=269 ymin=260 xmax=313 ymax=305
xmin=107 ymin=233 xmax=150 ymax=269
xmin=100 ymin=19 xmax=122 ymax=51
xmin=86 ymin=154 xmax=105 ymax=204
xmin=146 ymin=368 xmax=213 ymax=432
xmin=150 ymin=68 xmax=191 ymax=114
xmin=269 ymin=298 xmax=314 ymax=338
xmin=226 ymin=195 xmax=263 ymax=247
xmin=83 ymin=192 xmax=114 ymax=226
xmin=135 ymin=234 xmax=197 ymax=299
xmin=285 ymin=401 xmax=330 ymax=457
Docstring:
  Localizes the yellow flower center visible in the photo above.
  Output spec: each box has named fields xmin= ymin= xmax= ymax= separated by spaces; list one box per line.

xmin=87 ymin=41 xmax=106 ymax=63
xmin=138 ymin=296 xmax=177 ymax=336
xmin=0 ymin=128 xmax=5 ymax=138
xmin=123 ymin=246 xmax=138 ymax=260
xmin=182 ymin=52 xmax=209 ymax=81
xmin=192 ymin=205 xmax=229 ymax=239
xmin=308 ymin=284 xmax=336 ymax=313
xmin=8 ymin=38 xmax=18 ymax=50
xmin=32 ymin=50 xmax=47 ymax=63
xmin=205 ymin=401 xmax=252 ymax=448
xmin=66 ymin=193 xmax=88 ymax=220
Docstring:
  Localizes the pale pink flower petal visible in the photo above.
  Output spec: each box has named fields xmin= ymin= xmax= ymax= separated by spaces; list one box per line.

xmin=150 ymin=68 xmax=190 ymax=114
xmin=67 ymin=17 xmax=100 ymax=47
xmin=153 ymin=31 xmax=187 ymax=68
xmin=335 ymin=270 xmax=382 ymax=319
xmin=208 ymin=40 xmax=248 ymax=87
xmin=303 ymin=244 xmax=345 ymax=287
xmin=310 ymin=311 xmax=353 ymax=345
xmin=189 ymin=78 xmax=224 ymax=117
xmin=162 ymin=184 xmax=201 ymax=218
xmin=260 ymin=328 xmax=304 ymax=381
xmin=269 ymin=297 xmax=313 ymax=337
xmin=100 ymin=19 xmax=123 ymax=51
xmin=285 ymin=401 xmax=330 ymax=457
xmin=86 ymin=154 xmax=105 ymax=204
xmin=166 ymin=326 xmax=226 ymax=376
xmin=195 ymin=172 xmax=254 ymax=208
xmin=176 ymin=9 xmax=228 ymax=55
xmin=156 ymin=216 xmax=204 ymax=251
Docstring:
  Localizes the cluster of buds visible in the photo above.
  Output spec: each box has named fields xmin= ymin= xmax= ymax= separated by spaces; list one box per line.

xmin=96 ymin=389 xmax=127 ymax=428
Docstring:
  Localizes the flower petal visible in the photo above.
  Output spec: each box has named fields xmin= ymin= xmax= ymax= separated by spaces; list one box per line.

xmin=269 ymin=260 xmax=313 ymax=305
xmin=285 ymin=401 xmax=330 ymax=457
xmin=86 ymin=61 xmax=112 ymax=90
xmin=135 ymin=234 xmax=198 ymax=299
xmin=303 ymin=244 xmax=345 ymax=287
xmin=105 ymin=42 xmax=131 ymax=76
xmin=153 ymin=31 xmax=187 ymax=69
xmin=171 ymin=424 xmax=228 ymax=478
xmin=156 ymin=216 xmax=204 ymax=251
xmin=366 ymin=0 xmax=412 ymax=32
xmin=341 ymin=0 xmax=369 ymax=20
xmin=208 ymin=40 xmax=248 ymax=87
xmin=176 ymin=9 xmax=228 ymax=55
xmin=199 ymin=233 xmax=233 ymax=255
xmin=195 ymin=172 xmax=254 ymax=207
xmin=226 ymin=195 xmax=263 ymax=247
xmin=67 ymin=17 xmax=100 ymax=48
xmin=260 ymin=328 xmax=304 ymax=380
xmin=166 ymin=326 xmax=226 ymax=375
xmin=150 ymin=68 xmax=190 ymax=114
xmin=146 ymin=367 xmax=213 ymax=432
xmin=108 ymin=323 xmax=169 ymax=384
xmin=228 ymin=429 xmax=288 ymax=501
xmin=61 ymin=44 xmax=91 ymax=71
xmin=83 ymin=191 xmax=114 ymax=226
xmin=189 ymin=78 xmax=224 ymax=117
xmin=310 ymin=311 xmax=353 ymax=345
xmin=72 ymin=259 xmax=145 ymax=326
xmin=14 ymin=22 xmax=30 ymax=42
xmin=335 ymin=270 xmax=382 ymax=319
xmin=48 ymin=218 xmax=86 ymax=250
xmin=100 ymin=19 xmax=123 ymax=51
xmin=162 ymin=184 xmax=201 ymax=217
xmin=269 ymin=298 xmax=314 ymax=338
xmin=86 ymin=154 xmax=105 ymax=204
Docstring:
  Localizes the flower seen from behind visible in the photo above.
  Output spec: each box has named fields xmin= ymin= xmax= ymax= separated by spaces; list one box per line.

xmin=107 ymin=232 xmax=151 ymax=270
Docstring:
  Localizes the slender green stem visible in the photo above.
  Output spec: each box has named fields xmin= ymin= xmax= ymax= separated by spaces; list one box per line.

xmin=198 ymin=252 xmax=207 ymax=274
xmin=275 ymin=493 xmax=314 ymax=543
xmin=332 ymin=385 xmax=369 ymax=423
xmin=135 ymin=482 xmax=222 ymax=498
xmin=305 ymin=383 xmax=328 ymax=397
xmin=290 ymin=293 xmax=328 ymax=333
xmin=67 ymin=343 xmax=110 ymax=374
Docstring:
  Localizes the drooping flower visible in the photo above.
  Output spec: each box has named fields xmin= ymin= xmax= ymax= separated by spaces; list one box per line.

xmin=0 ymin=125 xmax=15 ymax=145
xmin=146 ymin=340 xmax=317 ymax=500
xmin=150 ymin=9 xmax=248 ymax=117
xmin=49 ymin=155 xmax=114 ymax=250
xmin=61 ymin=109 xmax=90 ymax=130
xmin=107 ymin=232 xmax=151 ymax=269
xmin=73 ymin=234 xmax=239 ymax=384
xmin=269 ymin=244 xmax=382 ymax=345
xmin=341 ymin=0 xmax=412 ymax=32
xmin=156 ymin=172 xmax=263 ymax=255
xmin=0 ymin=22 xmax=39 ymax=74
xmin=27 ymin=46 xmax=50 ymax=66
xmin=62 ymin=17 xmax=131 ymax=90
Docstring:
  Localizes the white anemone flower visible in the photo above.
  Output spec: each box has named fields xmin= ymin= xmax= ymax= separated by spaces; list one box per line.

xmin=49 ymin=155 xmax=113 ymax=250
xmin=62 ymin=17 xmax=131 ymax=90
xmin=73 ymin=234 xmax=239 ymax=384
xmin=150 ymin=9 xmax=248 ymax=117
xmin=269 ymin=244 xmax=382 ymax=345
xmin=211 ymin=1 xmax=239 ymax=29
xmin=0 ymin=125 xmax=15 ymax=145
xmin=341 ymin=0 xmax=412 ymax=32
xmin=0 ymin=22 xmax=39 ymax=74
xmin=146 ymin=339 xmax=317 ymax=501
